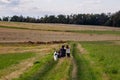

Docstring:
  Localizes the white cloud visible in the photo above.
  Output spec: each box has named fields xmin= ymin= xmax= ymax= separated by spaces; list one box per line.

xmin=0 ymin=0 xmax=120 ymax=17
xmin=83 ymin=0 xmax=101 ymax=4
xmin=0 ymin=0 xmax=11 ymax=4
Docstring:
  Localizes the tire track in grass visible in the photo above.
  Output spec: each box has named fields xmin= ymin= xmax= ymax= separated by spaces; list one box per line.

xmin=79 ymin=42 xmax=110 ymax=80
xmin=71 ymin=56 xmax=77 ymax=80
xmin=71 ymin=43 xmax=97 ymax=80
xmin=13 ymin=53 xmax=58 ymax=80
xmin=41 ymin=58 xmax=72 ymax=80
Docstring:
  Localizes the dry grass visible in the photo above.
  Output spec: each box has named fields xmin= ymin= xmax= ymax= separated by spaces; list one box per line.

xmin=0 ymin=28 xmax=120 ymax=42
xmin=0 ymin=21 xmax=120 ymax=31
xmin=0 ymin=21 xmax=120 ymax=42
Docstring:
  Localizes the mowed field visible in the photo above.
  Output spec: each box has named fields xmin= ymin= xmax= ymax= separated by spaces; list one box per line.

xmin=0 ymin=21 xmax=120 ymax=42
xmin=0 ymin=21 xmax=120 ymax=80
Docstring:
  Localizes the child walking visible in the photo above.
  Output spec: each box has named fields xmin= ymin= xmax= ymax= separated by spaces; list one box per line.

xmin=66 ymin=45 xmax=70 ymax=57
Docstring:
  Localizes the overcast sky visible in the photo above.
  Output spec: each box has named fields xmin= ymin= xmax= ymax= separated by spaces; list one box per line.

xmin=0 ymin=0 xmax=120 ymax=17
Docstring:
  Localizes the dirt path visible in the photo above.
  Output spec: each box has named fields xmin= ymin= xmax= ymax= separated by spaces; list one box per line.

xmin=71 ymin=56 xmax=77 ymax=80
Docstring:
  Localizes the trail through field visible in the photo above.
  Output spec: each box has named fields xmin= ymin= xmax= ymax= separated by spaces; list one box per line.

xmin=71 ymin=43 xmax=97 ymax=80
xmin=77 ymin=43 xmax=110 ymax=80
xmin=1 ymin=42 xmax=118 ymax=80
xmin=0 ymin=44 xmax=57 ymax=80
xmin=71 ymin=56 xmax=77 ymax=80
xmin=41 ymin=58 xmax=72 ymax=80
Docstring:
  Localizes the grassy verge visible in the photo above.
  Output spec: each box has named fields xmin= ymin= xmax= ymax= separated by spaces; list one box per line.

xmin=71 ymin=43 xmax=97 ymax=80
xmin=0 ymin=52 xmax=35 ymax=70
xmin=80 ymin=41 xmax=120 ymax=80
xmin=14 ymin=53 xmax=57 ymax=80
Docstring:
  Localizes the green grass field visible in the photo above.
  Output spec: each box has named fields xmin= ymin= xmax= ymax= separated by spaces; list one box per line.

xmin=0 ymin=52 xmax=35 ymax=70
xmin=80 ymin=41 xmax=120 ymax=80
xmin=0 ymin=41 xmax=120 ymax=80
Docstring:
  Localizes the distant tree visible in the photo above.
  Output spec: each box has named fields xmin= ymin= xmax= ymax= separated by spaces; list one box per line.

xmin=97 ymin=13 xmax=109 ymax=25
xmin=74 ymin=14 xmax=85 ymax=24
xmin=48 ymin=15 xmax=57 ymax=23
xmin=25 ymin=16 xmax=36 ymax=23
xmin=3 ymin=16 xmax=9 ymax=21
xmin=1 ymin=10 xmax=120 ymax=27
xmin=57 ymin=15 xmax=67 ymax=23
xmin=19 ymin=15 xmax=25 ymax=22
xmin=40 ymin=15 xmax=48 ymax=23
xmin=66 ymin=15 xmax=70 ymax=24
xmin=105 ymin=11 xmax=120 ymax=27
xmin=11 ymin=15 xmax=20 ymax=22
xmin=36 ymin=19 xmax=41 ymax=23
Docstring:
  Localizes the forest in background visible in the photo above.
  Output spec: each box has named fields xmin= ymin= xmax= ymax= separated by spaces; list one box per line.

xmin=0 ymin=11 xmax=120 ymax=27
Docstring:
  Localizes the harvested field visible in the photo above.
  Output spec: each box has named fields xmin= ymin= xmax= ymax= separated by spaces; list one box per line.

xmin=0 ymin=28 xmax=120 ymax=42
xmin=0 ymin=21 xmax=120 ymax=31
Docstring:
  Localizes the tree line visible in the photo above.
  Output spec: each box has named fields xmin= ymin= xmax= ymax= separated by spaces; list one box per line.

xmin=0 ymin=11 xmax=120 ymax=27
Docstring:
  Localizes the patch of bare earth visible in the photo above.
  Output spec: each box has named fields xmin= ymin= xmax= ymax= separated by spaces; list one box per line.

xmin=0 ymin=28 xmax=120 ymax=43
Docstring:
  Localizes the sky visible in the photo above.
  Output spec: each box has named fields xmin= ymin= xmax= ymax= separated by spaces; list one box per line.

xmin=0 ymin=0 xmax=120 ymax=17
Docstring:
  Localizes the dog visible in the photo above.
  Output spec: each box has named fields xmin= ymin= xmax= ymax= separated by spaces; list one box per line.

xmin=54 ymin=51 xmax=58 ymax=61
